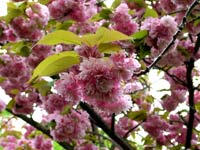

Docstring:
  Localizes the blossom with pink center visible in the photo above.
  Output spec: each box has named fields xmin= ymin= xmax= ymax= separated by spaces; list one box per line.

xmin=143 ymin=115 xmax=169 ymax=138
xmin=159 ymin=0 xmax=177 ymax=13
xmin=124 ymin=81 xmax=143 ymax=93
xmin=79 ymin=58 xmax=121 ymax=103
xmin=0 ymin=21 xmax=17 ymax=43
xmin=111 ymin=3 xmax=138 ymax=35
xmin=33 ymin=135 xmax=52 ymax=150
xmin=27 ymin=45 xmax=53 ymax=68
xmin=51 ymin=110 xmax=90 ymax=142
xmin=115 ymin=117 xmax=136 ymax=137
xmin=55 ymin=73 xmax=82 ymax=104
xmin=111 ymin=51 xmax=141 ymax=81
xmin=75 ymin=142 xmax=98 ymax=150
xmin=41 ymin=93 xmax=69 ymax=113
xmin=11 ymin=17 xmax=44 ymax=41
xmin=74 ymin=45 xmax=103 ymax=58
xmin=162 ymin=90 xmax=186 ymax=111
xmin=69 ymin=21 xmax=100 ymax=35
xmin=25 ymin=3 xmax=50 ymax=27
xmin=48 ymin=0 xmax=97 ymax=22
xmin=12 ymin=92 xmax=39 ymax=115
xmin=141 ymin=16 xmax=177 ymax=50
xmin=165 ymin=66 xmax=187 ymax=90
xmin=95 ymin=94 xmax=132 ymax=113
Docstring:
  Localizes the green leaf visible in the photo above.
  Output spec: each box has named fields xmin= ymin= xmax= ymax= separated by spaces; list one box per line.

xmin=32 ymin=80 xmax=52 ymax=96
xmin=127 ymin=110 xmax=147 ymax=121
xmin=2 ymin=41 xmax=31 ymax=57
xmin=177 ymin=45 xmax=190 ymax=57
xmin=0 ymin=77 xmax=6 ymax=84
xmin=37 ymin=30 xmax=81 ymax=46
xmin=61 ymin=105 xmax=71 ymax=115
xmin=0 ymin=110 xmax=11 ymax=118
xmin=96 ymin=27 xmax=132 ymax=44
xmin=56 ymin=20 xmax=74 ymax=30
xmin=90 ymin=9 xmax=112 ymax=21
xmin=53 ymin=141 xmax=63 ymax=150
xmin=38 ymin=0 xmax=50 ymax=4
xmin=3 ymin=2 xmax=25 ymax=23
xmin=132 ymin=30 xmax=148 ymax=41
xmin=98 ymin=43 xmax=121 ymax=53
xmin=111 ymin=0 xmax=121 ymax=9
xmin=137 ymin=44 xmax=151 ymax=59
xmin=81 ymin=33 xmax=102 ymax=47
xmin=28 ymin=51 xmax=80 ymax=83
xmin=6 ymin=99 xmax=16 ymax=110
xmin=143 ymin=7 xmax=158 ymax=18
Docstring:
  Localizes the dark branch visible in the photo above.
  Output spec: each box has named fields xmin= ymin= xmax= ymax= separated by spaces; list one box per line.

xmin=6 ymin=108 xmax=73 ymax=150
xmin=111 ymin=113 xmax=115 ymax=133
xmin=80 ymin=102 xmax=133 ymax=150
xmin=185 ymin=58 xmax=195 ymax=149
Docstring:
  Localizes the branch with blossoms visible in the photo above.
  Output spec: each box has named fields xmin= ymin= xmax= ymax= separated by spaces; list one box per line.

xmin=80 ymin=102 xmax=133 ymax=150
xmin=5 ymin=108 xmax=73 ymax=150
xmin=135 ymin=0 xmax=200 ymax=76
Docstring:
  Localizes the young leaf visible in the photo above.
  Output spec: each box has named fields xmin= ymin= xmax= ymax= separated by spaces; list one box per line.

xmin=111 ymin=0 xmax=121 ymax=9
xmin=3 ymin=2 xmax=24 ymax=23
xmin=143 ymin=7 xmax=158 ymax=18
xmin=127 ymin=110 xmax=147 ymax=121
xmin=28 ymin=51 xmax=80 ymax=83
xmin=36 ymin=30 xmax=81 ymax=45
xmin=132 ymin=30 xmax=148 ymax=41
xmin=90 ymin=9 xmax=112 ymax=21
xmin=32 ymin=80 xmax=52 ymax=96
xmin=96 ymin=27 xmax=132 ymax=44
xmin=98 ymin=43 xmax=121 ymax=53
xmin=81 ymin=33 xmax=102 ymax=47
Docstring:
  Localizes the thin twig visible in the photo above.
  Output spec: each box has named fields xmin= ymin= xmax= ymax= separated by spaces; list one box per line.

xmin=6 ymin=108 xmax=73 ymax=150
xmin=134 ymin=0 xmax=200 ymax=77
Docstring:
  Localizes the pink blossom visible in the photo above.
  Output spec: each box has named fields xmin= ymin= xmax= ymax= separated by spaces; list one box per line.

xmin=51 ymin=110 xmax=90 ymax=142
xmin=115 ymin=117 xmax=136 ymax=137
xmin=27 ymin=45 xmax=53 ymax=68
xmin=69 ymin=21 xmax=100 ymax=35
xmin=33 ymin=135 xmax=52 ymax=150
xmin=0 ymin=99 xmax=6 ymax=112
xmin=12 ymin=92 xmax=39 ymax=115
xmin=75 ymin=143 xmax=98 ymax=150
xmin=79 ymin=58 xmax=121 ymax=103
xmin=111 ymin=51 xmax=141 ymax=81
xmin=159 ymin=0 xmax=177 ymax=13
xmin=0 ymin=21 xmax=17 ymax=43
xmin=41 ymin=93 xmax=69 ymax=113
xmin=111 ymin=3 xmax=138 ymax=35
xmin=25 ymin=3 xmax=50 ymax=27
xmin=124 ymin=81 xmax=143 ymax=93
xmin=55 ymin=73 xmax=82 ymax=104
xmin=143 ymin=115 xmax=169 ymax=138
xmin=165 ymin=66 xmax=187 ymax=90
xmin=95 ymin=94 xmax=132 ymax=113
xmin=141 ymin=16 xmax=177 ymax=51
xmin=48 ymin=0 xmax=97 ymax=22
xmin=74 ymin=45 xmax=103 ymax=58
xmin=11 ymin=17 xmax=44 ymax=41
xmin=162 ymin=90 xmax=186 ymax=111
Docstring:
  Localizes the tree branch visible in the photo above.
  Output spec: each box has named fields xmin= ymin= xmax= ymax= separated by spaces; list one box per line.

xmin=135 ymin=0 xmax=200 ymax=76
xmin=185 ymin=58 xmax=195 ymax=149
xmin=6 ymin=108 xmax=73 ymax=150
xmin=79 ymin=102 xmax=133 ymax=150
